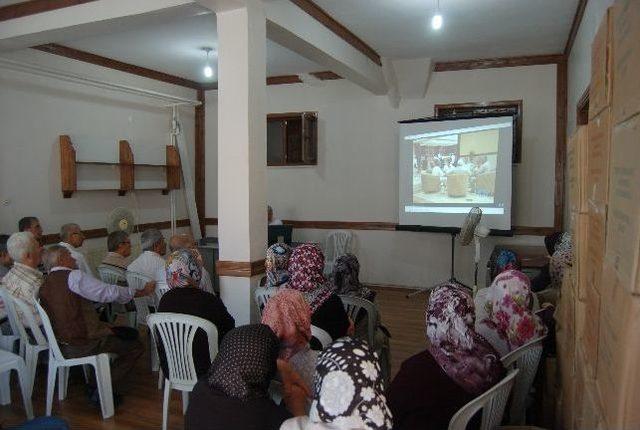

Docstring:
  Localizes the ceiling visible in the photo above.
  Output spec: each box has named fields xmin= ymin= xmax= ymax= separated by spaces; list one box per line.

xmin=37 ymin=0 xmax=579 ymax=84
xmin=62 ymin=5 xmax=323 ymax=83
xmin=315 ymin=0 xmax=579 ymax=61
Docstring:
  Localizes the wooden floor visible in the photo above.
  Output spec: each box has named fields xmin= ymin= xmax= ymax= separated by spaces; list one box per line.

xmin=0 ymin=287 xmax=428 ymax=429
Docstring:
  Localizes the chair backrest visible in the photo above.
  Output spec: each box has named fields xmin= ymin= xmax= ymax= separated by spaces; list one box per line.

xmin=97 ymin=265 xmax=126 ymax=285
xmin=125 ymin=271 xmax=153 ymax=326
xmin=147 ymin=312 xmax=218 ymax=387
xmin=448 ymin=369 xmax=519 ymax=430
xmin=339 ymin=294 xmax=376 ymax=346
xmin=501 ymin=335 xmax=546 ymax=425
xmin=254 ymin=286 xmax=279 ymax=318
xmin=155 ymin=283 xmax=171 ymax=305
xmin=34 ymin=301 xmax=66 ymax=362
xmin=310 ymin=325 xmax=332 ymax=350
xmin=0 ymin=289 xmax=23 ymax=342
xmin=325 ymin=230 xmax=353 ymax=262
xmin=12 ymin=296 xmax=48 ymax=348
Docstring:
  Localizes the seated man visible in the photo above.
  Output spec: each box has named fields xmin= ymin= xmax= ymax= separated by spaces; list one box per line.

xmin=102 ymin=231 xmax=132 ymax=271
xmin=18 ymin=216 xmax=43 ymax=247
xmin=0 ymin=234 xmax=12 ymax=280
xmin=168 ymin=233 xmax=214 ymax=294
xmin=158 ymin=249 xmax=235 ymax=377
xmin=1 ymin=232 xmax=42 ymax=324
xmin=128 ymin=229 xmax=167 ymax=308
xmin=39 ymin=245 xmax=156 ymax=404
xmin=59 ymin=223 xmax=93 ymax=276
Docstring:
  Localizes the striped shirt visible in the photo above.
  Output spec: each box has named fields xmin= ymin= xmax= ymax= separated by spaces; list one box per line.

xmin=1 ymin=262 xmax=43 ymax=324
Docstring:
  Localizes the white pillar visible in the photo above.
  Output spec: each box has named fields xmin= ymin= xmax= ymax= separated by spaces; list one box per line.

xmin=216 ymin=1 xmax=266 ymax=325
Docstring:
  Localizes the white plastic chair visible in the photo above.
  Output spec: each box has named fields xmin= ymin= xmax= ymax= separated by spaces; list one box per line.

xmin=0 ymin=289 xmax=24 ymax=356
xmin=11 ymin=297 xmax=48 ymax=397
xmin=448 ymin=369 xmax=519 ymax=430
xmin=310 ymin=325 xmax=332 ymax=349
xmin=35 ymin=301 xmax=116 ymax=419
xmin=155 ymin=283 xmax=171 ymax=307
xmin=148 ymin=313 xmax=218 ymax=430
xmin=0 ymin=350 xmax=34 ymax=420
xmin=501 ymin=336 xmax=546 ymax=425
xmin=97 ymin=265 xmax=135 ymax=326
xmin=254 ymin=286 xmax=279 ymax=319
xmin=125 ymin=271 xmax=159 ymax=372
xmin=324 ymin=230 xmax=353 ymax=275
xmin=339 ymin=294 xmax=376 ymax=347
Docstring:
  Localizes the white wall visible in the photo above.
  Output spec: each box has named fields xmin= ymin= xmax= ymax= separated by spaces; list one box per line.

xmin=0 ymin=49 xmax=198 ymax=261
xmin=206 ymin=65 xmax=558 ymax=288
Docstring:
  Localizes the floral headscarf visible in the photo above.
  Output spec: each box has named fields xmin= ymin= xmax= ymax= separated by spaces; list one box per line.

xmin=165 ymin=249 xmax=202 ymax=289
xmin=550 ymin=232 xmax=573 ymax=288
xmin=207 ymin=324 xmax=279 ymax=400
xmin=329 ymin=254 xmax=373 ymax=300
xmin=261 ymin=288 xmax=311 ymax=360
xmin=310 ymin=337 xmax=392 ymax=430
xmin=288 ymin=244 xmax=333 ymax=313
xmin=265 ymin=243 xmax=292 ymax=288
xmin=478 ymin=270 xmax=547 ymax=355
xmin=426 ymin=283 xmax=505 ymax=395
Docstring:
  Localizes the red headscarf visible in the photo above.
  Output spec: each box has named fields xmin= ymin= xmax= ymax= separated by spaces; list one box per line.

xmin=261 ymin=288 xmax=311 ymax=360
xmin=287 ymin=244 xmax=333 ymax=312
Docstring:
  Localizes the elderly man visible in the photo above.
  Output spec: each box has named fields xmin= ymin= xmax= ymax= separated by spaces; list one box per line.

xmin=168 ymin=233 xmax=214 ymax=294
xmin=18 ymin=216 xmax=43 ymax=244
xmin=1 ymin=232 xmax=42 ymax=324
xmin=59 ymin=223 xmax=93 ymax=275
xmin=128 ymin=228 xmax=166 ymax=284
xmin=0 ymin=234 xmax=12 ymax=279
xmin=39 ymin=244 xmax=155 ymax=404
xmin=102 ymin=231 xmax=132 ymax=270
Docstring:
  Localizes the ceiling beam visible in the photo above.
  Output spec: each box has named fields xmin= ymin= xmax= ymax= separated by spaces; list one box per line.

xmin=0 ymin=0 xmax=98 ymax=22
xmin=266 ymin=0 xmax=386 ymax=94
xmin=33 ymin=43 xmax=203 ymax=89
xmin=564 ymin=0 xmax=589 ymax=56
xmin=288 ymin=0 xmax=381 ymax=66
xmin=433 ymin=54 xmax=564 ymax=72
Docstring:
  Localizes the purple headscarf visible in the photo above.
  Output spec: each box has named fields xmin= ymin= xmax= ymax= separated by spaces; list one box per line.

xmin=426 ymin=283 xmax=506 ymax=395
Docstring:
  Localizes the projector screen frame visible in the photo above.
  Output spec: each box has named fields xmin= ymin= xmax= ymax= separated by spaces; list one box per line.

xmin=398 ymin=113 xmax=515 ymax=233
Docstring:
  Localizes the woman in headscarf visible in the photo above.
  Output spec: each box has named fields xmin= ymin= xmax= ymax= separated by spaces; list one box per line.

xmin=186 ymin=324 xmax=309 ymax=430
xmin=476 ymin=270 xmax=547 ymax=356
xmin=281 ymin=337 xmax=393 ymax=430
xmin=266 ymin=243 xmax=293 ymax=288
xmin=549 ymin=232 xmax=573 ymax=289
xmin=329 ymin=254 xmax=375 ymax=302
xmin=287 ymin=244 xmax=352 ymax=344
xmin=262 ymin=288 xmax=318 ymax=390
xmin=388 ymin=283 xmax=505 ymax=430
xmin=157 ymin=249 xmax=235 ymax=377
xmin=492 ymin=249 xmax=521 ymax=280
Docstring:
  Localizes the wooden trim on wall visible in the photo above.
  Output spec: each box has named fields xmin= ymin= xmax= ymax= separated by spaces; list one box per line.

xmin=555 ymin=57 xmax=568 ymax=232
xmin=564 ymin=0 xmax=589 ymax=56
xmin=289 ymin=0 xmax=382 ymax=66
xmin=204 ymin=218 xmax=218 ymax=226
xmin=511 ymin=226 xmax=557 ymax=236
xmin=267 ymin=75 xmax=303 ymax=86
xmin=41 ymin=219 xmax=191 ymax=245
xmin=195 ymin=89 xmax=206 ymax=236
xmin=33 ymin=44 xmax=203 ymax=90
xmin=433 ymin=54 xmax=564 ymax=72
xmin=216 ymin=259 xmax=266 ymax=277
xmin=282 ymin=220 xmax=397 ymax=231
xmin=0 ymin=0 xmax=96 ymax=22
xmin=310 ymin=71 xmax=342 ymax=80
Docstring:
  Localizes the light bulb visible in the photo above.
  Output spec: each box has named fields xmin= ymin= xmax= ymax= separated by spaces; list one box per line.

xmin=203 ymin=65 xmax=213 ymax=78
xmin=431 ymin=13 xmax=443 ymax=30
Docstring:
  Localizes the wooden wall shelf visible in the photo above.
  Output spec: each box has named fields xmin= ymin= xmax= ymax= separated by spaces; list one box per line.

xmin=59 ymin=135 xmax=181 ymax=198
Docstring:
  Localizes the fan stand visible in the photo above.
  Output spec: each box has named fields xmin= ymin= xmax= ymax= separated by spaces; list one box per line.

xmin=406 ymin=232 xmax=469 ymax=298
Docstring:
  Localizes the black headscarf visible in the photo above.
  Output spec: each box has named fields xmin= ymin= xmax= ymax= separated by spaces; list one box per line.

xmin=207 ymin=324 xmax=279 ymax=401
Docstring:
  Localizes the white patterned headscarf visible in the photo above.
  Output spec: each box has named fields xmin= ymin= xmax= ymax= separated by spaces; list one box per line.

xmin=310 ymin=337 xmax=392 ymax=429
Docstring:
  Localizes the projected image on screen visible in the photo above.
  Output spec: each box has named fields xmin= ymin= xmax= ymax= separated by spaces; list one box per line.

xmin=411 ymin=128 xmax=498 ymax=204
xmin=398 ymin=116 xmax=513 ymax=231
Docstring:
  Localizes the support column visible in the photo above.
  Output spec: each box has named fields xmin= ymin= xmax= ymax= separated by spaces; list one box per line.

xmin=215 ymin=1 xmax=266 ymax=325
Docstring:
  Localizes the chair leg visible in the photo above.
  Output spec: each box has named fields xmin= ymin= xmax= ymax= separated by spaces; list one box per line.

xmin=58 ymin=366 xmax=69 ymax=400
xmin=25 ymin=347 xmax=38 ymax=398
xmin=94 ymin=355 xmax=114 ymax=419
xmin=158 ymin=368 xmax=163 ymax=390
xmin=150 ymin=332 xmax=159 ymax=372
xmin=181 ymin=390 xmax=189 ymax=414
xmin=46 ymin=362 xmax=57 ymax=415
xmin=162 ymin=380 xmax=171 ymax=430
xmin=0 ymin=370 xmax=10 ymax=405
xmin=15 ymin=361 xmax=34 ymax=420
